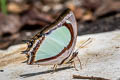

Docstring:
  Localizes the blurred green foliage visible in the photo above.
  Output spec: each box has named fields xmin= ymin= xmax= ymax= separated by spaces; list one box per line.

xmin=0 ymin=0 xmax=7 ymax=14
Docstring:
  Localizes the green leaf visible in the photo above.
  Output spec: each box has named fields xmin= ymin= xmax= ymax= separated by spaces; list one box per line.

xmin=0 ymin=0 xmax=7 ymax=14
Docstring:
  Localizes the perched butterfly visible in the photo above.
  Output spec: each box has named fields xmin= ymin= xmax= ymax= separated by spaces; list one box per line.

xmin=22 ymin=8 xmax=82 ymax=70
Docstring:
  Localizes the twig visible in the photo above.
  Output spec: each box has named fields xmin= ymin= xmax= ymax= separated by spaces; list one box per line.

xmin=73 ymin=75 xmax=110 ymax=80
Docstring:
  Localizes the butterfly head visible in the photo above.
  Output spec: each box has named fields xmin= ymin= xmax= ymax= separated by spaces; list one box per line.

xmin=21 ymin=39 xmax=35 ymax=63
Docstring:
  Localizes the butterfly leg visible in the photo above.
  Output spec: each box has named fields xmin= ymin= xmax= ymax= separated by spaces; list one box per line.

xmin=51 ymin=64 xmax=58 ymax=73
xmin=53 ymin=64 xmax=58 ymax=71
xmin=76 ymin=55 xmax=82 ymax=69
xmin=73 ymin=60 xmax=78 ymax=71
xmin=68 ymin=52 xmax=82 ymax=70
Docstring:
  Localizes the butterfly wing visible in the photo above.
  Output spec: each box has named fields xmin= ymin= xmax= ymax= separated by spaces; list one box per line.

xmin=26 ymin=9 xmax=77 ymax=65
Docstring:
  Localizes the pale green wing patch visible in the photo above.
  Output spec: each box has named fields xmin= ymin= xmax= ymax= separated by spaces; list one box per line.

xmin=35 ymin=26 xmax=71 ymax=61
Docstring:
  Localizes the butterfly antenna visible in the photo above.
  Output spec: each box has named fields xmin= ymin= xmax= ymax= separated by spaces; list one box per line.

xmin=22 ymin=40 xmax=30 ymax=43
xmin=75 ymin=38 xmax=93 ymax=52
xmin=21 ymin=50 xmax=28 ymax=54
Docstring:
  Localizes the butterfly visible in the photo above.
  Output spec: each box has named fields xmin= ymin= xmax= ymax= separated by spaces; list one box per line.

xmin=22 ymin=8 xmax=82 ymax=70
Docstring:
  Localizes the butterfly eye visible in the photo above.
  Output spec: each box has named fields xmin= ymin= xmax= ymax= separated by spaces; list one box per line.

xmin=27 ymin=41 xmax=33 ymax=48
